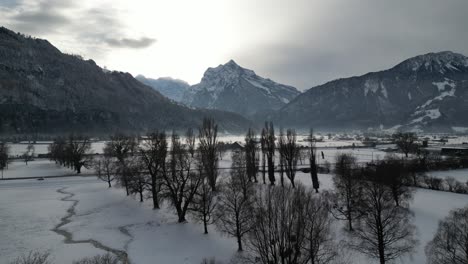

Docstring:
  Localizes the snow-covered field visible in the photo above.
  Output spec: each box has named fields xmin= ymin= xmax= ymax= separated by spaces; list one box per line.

xmin=1 ymin=160 xmax=93 ymax=179
xmin=1 ymin=145 xmax=467 ymax=263
xmin=426 ymin=168 xmax=468 ymax=182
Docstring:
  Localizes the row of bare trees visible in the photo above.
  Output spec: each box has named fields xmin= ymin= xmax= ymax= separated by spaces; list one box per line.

xmin=49 ymin=135 xmax=92 ymax=173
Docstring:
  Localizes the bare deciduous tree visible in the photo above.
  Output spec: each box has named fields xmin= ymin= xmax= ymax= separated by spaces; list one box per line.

xmin=163 ymin=131 xmax=202 ymax=223
xmin=245 ymin=128 xmax=259 ymax=183
xmin=426 ymin=206 xmax=468 ymax=264
xmin=392 ymin=132 xmax=418 ymax=158
xmin=351 ymin=172 xmax=418 ymax=264
xmin=199 ymin=118 xmax=219 ymax=191
xmin=248 ymin=184 xmax=337 ymax=264
xmin=72 ymin=253 xmax=120 ymax=264
xmin=140 ymin=132 xmax=167 ymax=209
xmin=216 ymin=150 xmax=254 ymax=251
xmin=10 ymin=251 xmax=51 ymax=264
xmin=260 ymin=128 xmax=267 ymax=184
xmin=377 ymin=155 xmax=414 ymax=207
xmin=263 ymin=122 xmax=276 ymax=185
xmin=330 ymin=153 xmax=364 ymax=231
xmin=279 ymin=128 xmax=300 ymax=188
xmin=0 ymin=141 xmax=9 ymax=178
xmin=93 ymin=156 xmax=116 ymax=188
xmin=191 ymin=172 xmax=218 ymax=234
xmin=104 ymin=134 xmax=137 ymax=196
xmin=308 ymin=129 xmax=320 ymax=192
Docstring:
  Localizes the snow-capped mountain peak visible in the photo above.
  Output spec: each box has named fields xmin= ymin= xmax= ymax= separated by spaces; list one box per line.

xmin=182 ymin=60 xmax=300 ymax=118
xmin=395 ymin=51 xmax=468 ymax=72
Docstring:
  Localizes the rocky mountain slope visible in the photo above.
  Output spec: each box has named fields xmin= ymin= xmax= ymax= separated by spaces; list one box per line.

xmin=274 ymin=51 xmax=468 ymax=132
xmin=136 ymin=75 xmax=189 ymax=102
xmin=182 ymin=60 xmax=300 ymax=119
xmin=0 ymin=27 xmax=251 ymax=135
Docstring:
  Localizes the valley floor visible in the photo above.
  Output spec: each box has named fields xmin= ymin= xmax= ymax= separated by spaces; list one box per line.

xmin=0 ymin=159 xmax=467 ymax=264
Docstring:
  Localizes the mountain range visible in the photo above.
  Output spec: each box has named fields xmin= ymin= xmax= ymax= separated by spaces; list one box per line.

xmin=2 ymin=26 xmax=468 ymax=134
xmin=0 ymin=27 xmax=251 ymax=135
xmin=274 ymin=51 xmax=468 ymax=132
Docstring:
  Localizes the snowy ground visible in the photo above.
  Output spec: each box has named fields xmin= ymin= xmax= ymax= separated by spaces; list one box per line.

xmin=1 ymin=150 xmax=467 ymax=263
xmin=426 ymin=168 xmax=468 ymax=182
xmin=1 ymin=159 xmax=93 ymax=179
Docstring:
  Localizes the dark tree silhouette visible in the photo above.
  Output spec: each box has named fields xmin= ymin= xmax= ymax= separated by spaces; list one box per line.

xmin=392 ymin=132 xmax=418 ymax=158
xmin=263 ymin=122 xmax=276 ymax=185
xmin=140 ymin=132 xmax=167 ymax=209
xmin=308 ymin=129 xmax=320 ymax=192
xmin=426 ymin=206 xmax=468 ymax=264
xmin=244 ymin=128 xmax=259 ymax=183
xmin=104 ymin=134 xmax=137 ymax=196
xmin=330 ymin=153 xmax=364 ymax=231
xmin=279 ymin=128 xmax=299 ymax=188
xmin=351 ymin=171 xmax=418 ymax=264
xmin=93 ymin=156 xmax=116 ymax=188
xmin=216 ymin=150 xmax=254 ymax=251
xmin=198 ymin=118 xmax=219 ymax=191
xmin=162 ymin=131 xmax=202 ymax=223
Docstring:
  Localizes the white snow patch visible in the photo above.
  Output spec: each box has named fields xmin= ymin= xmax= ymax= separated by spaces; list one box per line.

xmin=411 ymin=109 xmax=441 ymax=124
xmin=408 ymin=92 xmax=412 ymax=100
xmin=418 ymin=79 xmax=456 ymax=109
xmin=364 ymin=79 xmax=379 ymax=96
xmin=452 ymin=127 xmax=468 ymax=133
xmin=380 ymin=82 xmax=388 ymax=98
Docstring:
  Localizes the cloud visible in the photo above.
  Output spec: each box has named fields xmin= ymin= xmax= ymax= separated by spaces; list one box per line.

xmin=232 ymin=0 xmax=468 ymax=90
xmin=104 ymin=37 xmax=156 ymax=49
xmin=0 ymin=0 xmax=156 ymax=50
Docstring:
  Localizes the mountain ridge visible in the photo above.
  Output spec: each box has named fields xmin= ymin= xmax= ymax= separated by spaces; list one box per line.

xmin=274 ymin=51 xmax=468 ymax=132
xmin=0 ymin=27 xmax=251 ymax=135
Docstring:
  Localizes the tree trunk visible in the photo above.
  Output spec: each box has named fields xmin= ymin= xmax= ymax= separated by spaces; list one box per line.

xmin=203 ymin=215 xmax=208 ymax=234
xmin=151 ymin=175 xmax=159 ymax=209
xmin=237 ymin=235 xmax=243 ymax=252
xmin=267 ymin=157 xmax=275 ymax=185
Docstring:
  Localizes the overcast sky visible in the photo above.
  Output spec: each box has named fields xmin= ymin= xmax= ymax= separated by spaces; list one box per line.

xmin=1 ymin=0 xmax=468 ymax=90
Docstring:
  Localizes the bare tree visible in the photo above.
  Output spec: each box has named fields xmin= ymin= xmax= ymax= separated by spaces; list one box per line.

xmin=445 ymin=177 xmax=456 ymax=192
xmin=426 ymin=206 xmax=468 ymax=264
xmin=303 ymin=192 xmax=338 ymax=264
xmin=392 ymin=132 xmax=418 ymax=158
xmin=216 ymin=150 xmax=254 ymax=251
xmin=260 ymin=128 xmax=267 ymax=184
xmin=23 ymin=143 xmax=35 ymax=165
xmin=10 ymin=251 xmax=51 ymax=264
xmin=330 ymin=153 xmax=364 ymax=231
xmin=248 ymin=184 xmax=337 ymax=264
xmin=126 ymin=158 xmax=147 ymax=202
xmin=93 ymin=156 xmax=116 ymax=188
xmin=279 ymin=129 xmax=300 ymax=188
xmin=308 ymin=129 xmax=320 ymax=193
xmin=49 ymin=135 xmax=92 ymax=173
xmin=104 ymin=134 xmax=137 ymax=196
xmin=0 ymin=141 xmax=9 ymax=179
xmin=66 ymin=135 xmax=92 ymax=174
xmin=351 ymin=172 xmax=418 ymax=264
xmin=140 ymin=132 xmax=167 ymax=209
xmin=377 ymin=155 xmax=414 ymax=207
xmin=198 ymin=118 xmax=219 ymax=191
xmin=191 ymin=173 xmax=218 ymax=234
xmin=245 ymin=128 xmax=259 ymax=183
xmin=72 ymin=254 xmax=120 ymax=264
xmin=278 ymin=129 xmax=286 ymax=187
xmin=264 ymin=122 xmax=276 ymax=185
xmin=163 ymin=131 xmax=202 ymax=222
